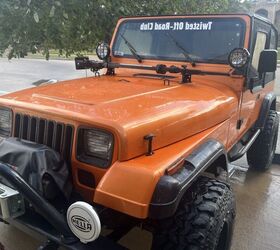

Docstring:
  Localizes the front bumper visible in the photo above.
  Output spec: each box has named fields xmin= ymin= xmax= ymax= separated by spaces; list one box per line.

xmin=0 ymin=162 xmax=125 ymax=250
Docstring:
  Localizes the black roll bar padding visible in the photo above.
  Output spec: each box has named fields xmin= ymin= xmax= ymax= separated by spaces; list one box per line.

xmin=0 ymin=162 xmax=77 ymax=243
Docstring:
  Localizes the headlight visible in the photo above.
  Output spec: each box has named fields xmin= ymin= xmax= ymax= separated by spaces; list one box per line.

xmin=0 ymin=107 xmax=12 ymax=137
xmin=77 ymin=128 xmax=114 ymax=168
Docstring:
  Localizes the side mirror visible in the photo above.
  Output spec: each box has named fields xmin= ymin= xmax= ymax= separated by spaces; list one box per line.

xmin=258 ymin=49 xmax=277 ymax=73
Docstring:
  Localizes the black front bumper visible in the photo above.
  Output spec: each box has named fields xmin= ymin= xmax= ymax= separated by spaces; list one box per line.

xmin=0 ymin=162 xmax=125 ymax=250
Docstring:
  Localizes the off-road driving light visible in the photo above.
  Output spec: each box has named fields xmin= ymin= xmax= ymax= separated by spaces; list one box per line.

xmin=228 ymin=48 xmax=250 ymax=69
xmin=96 ymin=42 xmax=110 ymax=61
xmin=0 ymin=107 xmax=12 ymax=137
xmin=67 ymin=202 xmax=101 ymax=243
xmin=85 ymin=129 xmax=113 ymax=160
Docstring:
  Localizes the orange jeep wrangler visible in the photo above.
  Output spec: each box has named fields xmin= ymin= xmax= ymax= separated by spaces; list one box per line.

xmin=0 ymin=14 xmax=278 ymax=250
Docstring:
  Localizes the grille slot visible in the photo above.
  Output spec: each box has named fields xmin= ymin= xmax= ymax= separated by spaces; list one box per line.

xmin=14 ymin=113 xmax=74 ymax=164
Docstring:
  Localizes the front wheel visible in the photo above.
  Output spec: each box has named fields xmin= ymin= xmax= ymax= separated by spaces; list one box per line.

xmin=152 ymin=177 xmax=236 ymax=250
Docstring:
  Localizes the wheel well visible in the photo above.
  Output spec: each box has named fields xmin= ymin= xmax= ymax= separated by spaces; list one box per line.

xmin=204 ymin=154 xmax=228 ymax=175
xmin=271 ymin=99 xmax=276 ymax=111
xmin=149 ymin=140 xmax=228 ymax=219
xmin=255 ymin=92 xmax=276 ymax=129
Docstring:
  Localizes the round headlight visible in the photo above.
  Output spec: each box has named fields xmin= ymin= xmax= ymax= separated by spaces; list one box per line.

xmin=228 ymin=48 xmax=250 ymax=69
xmin=96 ymin=42 xmax=110 ymax=61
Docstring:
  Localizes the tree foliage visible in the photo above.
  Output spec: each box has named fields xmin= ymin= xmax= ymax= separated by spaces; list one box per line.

xmin=0 ymin=0 xmax=250 ymax=59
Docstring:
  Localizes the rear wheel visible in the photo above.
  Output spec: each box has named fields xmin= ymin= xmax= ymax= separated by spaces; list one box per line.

xmin=152 ymin=177 xmax=235 ymax=250
xmin=247 ymin=110 xmax=279 ymax=170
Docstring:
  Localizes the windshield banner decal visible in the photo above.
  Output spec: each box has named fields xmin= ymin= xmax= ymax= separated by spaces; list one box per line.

xmin=140 ymin=21 xmax=213 ymax=31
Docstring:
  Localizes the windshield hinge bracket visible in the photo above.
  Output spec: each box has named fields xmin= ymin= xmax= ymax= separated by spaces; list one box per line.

xmin=106 ymin=67 xmax=115 ymax=76
xmin=181 ymin=66 xmax=192 ymax=83
xmin=144 ymin=134 xmax=155 ymax=156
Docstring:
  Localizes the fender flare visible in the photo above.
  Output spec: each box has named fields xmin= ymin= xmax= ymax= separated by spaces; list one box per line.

xmin=255 ymin=92 xmax=276 ymax=130
xmin=149 ymin=140 xmax=228 ymax=219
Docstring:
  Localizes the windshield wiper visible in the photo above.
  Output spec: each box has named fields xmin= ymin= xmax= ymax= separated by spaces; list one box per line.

xmin=120 ymin=33 xmax=142 ymax=63
xmin=166 ymin=32 xmax=196 ymax=67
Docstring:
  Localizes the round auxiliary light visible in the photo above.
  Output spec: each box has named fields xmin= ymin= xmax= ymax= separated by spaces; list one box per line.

xmin=67 ymin=201 xmax=101 ymax=243
xmin=96 ymin=42 xmax=110 ymax=61
xmin=228 ymin=48 xmax=250 ymax=69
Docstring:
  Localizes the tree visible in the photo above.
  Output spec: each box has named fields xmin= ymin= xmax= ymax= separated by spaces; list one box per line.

xmin=0 ymin=0 xmax=250 ymax=59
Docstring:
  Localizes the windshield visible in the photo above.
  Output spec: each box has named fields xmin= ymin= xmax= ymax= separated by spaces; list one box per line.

xmin=112 ymin=17 xmax=246 ymax=64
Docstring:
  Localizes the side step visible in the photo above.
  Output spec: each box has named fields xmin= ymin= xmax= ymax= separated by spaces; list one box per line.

xmin=228 ymin=164 xmax=236 ymax=178
xmin=228 ymin=129 xmax=261 ymax=162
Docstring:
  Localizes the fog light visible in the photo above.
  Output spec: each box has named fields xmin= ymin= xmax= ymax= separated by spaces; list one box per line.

xmin=96 ymin=42 xmax=110 ymax=61
xmin=228 ymin=48 xmax=250 ymax=69
xmin=67 ymin=202 xmax=101 ymax=243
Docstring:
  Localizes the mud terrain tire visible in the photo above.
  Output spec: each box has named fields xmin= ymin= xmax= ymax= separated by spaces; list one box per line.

xmin=247 ymin=110 xmax=279 ymax=170
xmin=152 ymin=177 xmax=235 ymax=250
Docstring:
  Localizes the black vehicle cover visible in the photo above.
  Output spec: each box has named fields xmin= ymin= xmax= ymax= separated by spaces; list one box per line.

xmin=0 ymin=137 xmax=72 ymax=199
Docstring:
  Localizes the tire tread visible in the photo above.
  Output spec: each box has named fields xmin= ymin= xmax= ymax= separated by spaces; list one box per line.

xmin=247 ymin=110 xmax=279 ymax=170
xmin=152 ymin=177 xmax=235 ymax=250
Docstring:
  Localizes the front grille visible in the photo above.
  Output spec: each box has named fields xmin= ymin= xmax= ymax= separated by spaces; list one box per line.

xmin=14 ymin=113 xmax=74 ymax=163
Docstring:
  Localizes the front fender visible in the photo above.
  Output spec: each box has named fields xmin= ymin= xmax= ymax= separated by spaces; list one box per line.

xmin=94 ymin=120 xmax=229 ymax=219
xmin=255 ymin=92 xmax=276 ymax=129
xmin=149 ymin=140 xmax=227 ymax=219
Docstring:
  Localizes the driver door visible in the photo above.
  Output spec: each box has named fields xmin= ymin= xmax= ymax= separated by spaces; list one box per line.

xmin=238 ymin=19 xmax=277 ymax=136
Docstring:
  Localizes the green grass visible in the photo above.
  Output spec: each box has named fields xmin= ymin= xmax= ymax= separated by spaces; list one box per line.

xmin=25 ymin=49 xmax=96 ymax=60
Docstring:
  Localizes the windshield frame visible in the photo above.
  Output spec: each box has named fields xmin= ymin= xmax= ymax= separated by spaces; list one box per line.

xmin=111 ymin=16 xmax=246 ymax=65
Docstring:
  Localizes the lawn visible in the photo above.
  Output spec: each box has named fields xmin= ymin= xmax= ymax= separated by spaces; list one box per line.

xmin=25 ymin=49 xmax=96 ymax=60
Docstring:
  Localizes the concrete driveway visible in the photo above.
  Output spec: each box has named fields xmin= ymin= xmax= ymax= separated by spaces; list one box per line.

xmin=0 ymin=58 xmax=280 ymax=250
xmin=0 ymin=58 xmax=87 ymax=93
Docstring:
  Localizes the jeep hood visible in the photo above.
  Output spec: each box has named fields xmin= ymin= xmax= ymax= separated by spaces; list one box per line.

xmin=0 ymin=76 xmax=237 ymax=160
